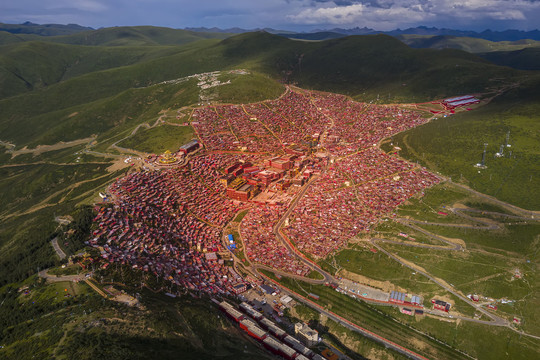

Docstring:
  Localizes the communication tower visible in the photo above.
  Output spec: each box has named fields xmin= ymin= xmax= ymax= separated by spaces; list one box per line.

xmin=495 ymin=144 xmax=504 ymax=158
xmin=475 ymin=143 xmax=488 ymax=168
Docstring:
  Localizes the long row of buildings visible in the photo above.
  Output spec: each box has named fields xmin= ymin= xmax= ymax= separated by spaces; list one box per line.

xmin=218 ymin=300 xmax=324 ymax=360
xmin=441 ymin=95 xmax=480 ymax=109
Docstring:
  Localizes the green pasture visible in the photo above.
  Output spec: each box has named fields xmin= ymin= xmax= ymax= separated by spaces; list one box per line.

xmin=118 ymin=125 xmax=195 ymax=154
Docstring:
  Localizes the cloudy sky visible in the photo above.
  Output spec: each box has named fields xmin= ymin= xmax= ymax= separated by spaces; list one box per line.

xmin=1 ymin=0 xmax=539 ymax=31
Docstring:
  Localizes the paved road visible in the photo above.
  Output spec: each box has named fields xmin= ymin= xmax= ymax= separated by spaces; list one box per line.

xmin=235 ymin=157 xmax=540 ymax=342
xmin=50 ymin=237 xmax=67 ymax=260
xmin=38 ymin=269 xmax=84 ymax=283
xmin=264 ymin=163 xmax=512 ymax=330
xmin=271 ymin=175 xmax=335 ymax=284
xmin=455 ymin=207 xmax=531 ymax=220
xmin=395 ymin=219 xmax=464 ymax=250
xmin=447 ymin=180 xmax=540 ymax=219
xmin=403 ymin=217 xmax=497 ymax=230
xmin=252 ymin=264 xmax=326 ymax=285
xmin=369 ymin=238 xmax=508 ymax=327
xmin=373 ymin=237 xmax=461 ymax=251
xmin=268 ymin=278 xmax=431 ymax=360
xmin=376 ymin=205 xmax=540 ymax=338
xmin=394 ymin=200 xmax=539 ymax=251
xmin=266 ymin=179 xmax=540 ymax=330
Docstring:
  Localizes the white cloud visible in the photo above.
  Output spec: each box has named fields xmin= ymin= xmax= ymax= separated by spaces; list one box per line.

xmin=46 ymin=0 xmax=108 ymax=12
xmin=0 ymin=0 xmax=537 ymax=31
xmin=286 ymin=0 xmax=539 ymax=29
xmin=287 ymin=1 xmax=432 ymax=28
xmin=288 ymin=4 xmax=366 ymax=25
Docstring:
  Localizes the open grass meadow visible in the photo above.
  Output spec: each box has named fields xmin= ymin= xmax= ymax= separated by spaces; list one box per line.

xmin=382 ymin=242 xmax=540 ymax=333
xmin=216 ymin=72 xmax=285 ymax=103
xmin=0 ymin=163 xmax=117 ymax=214
xmin=461 ymin=200 xmax=515 ymax=215
xmin=0 ymin=160 xmax=126 ymax=288
xmin=399 ymin=34 xmax=540 ymax=54
xmin=0 ymin=78 xmax=201 ymax=148
xmin=0 ymin=209 xmax=58 ymax=286
xmin=0 ymin=162 xmax=122 ymax=287
xmin=420 ymin=222 xmax=540 ymax=256
xmin=480 ymin=47 xmax=540 ymax=71
xmin=0 ymin=70 xmax=282 ymax=151
xmin=118 ymin=125 xmax=195 ymax=154
xmin=0 ymin=41 xmax=197 ymax=99
xmin=382 ymin=243 xmax=526 ymax=294
xmin=395 ymin=183 xmax=474 ymax=223
xmin=326 ymin=247 xmax=441 ymax=293
xmin=371 ymin=304 xmax=540 ymax=360
xmin=344 ymin=181 xmax=540 ymax=335
xmin=374 ymin=220 xmax=447 ymax=246
xmin=392 ymin=75 xmax=540 ymax=210
xmin=320 ymin=245 xmax=480 ymax=318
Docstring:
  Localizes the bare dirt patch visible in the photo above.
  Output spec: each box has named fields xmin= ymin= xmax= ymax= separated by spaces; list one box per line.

xmin=339 ymin=269 xmax=407 ymax=293
xmin=408 ymin=337 xmax=428 ymax=351
xmin=107 ymin=158 xmax=132 ymax=173
xmin=439 ymin=234 xmax=467 ymax=249
xmin=11 ymin=136 xmax=96 ymax=157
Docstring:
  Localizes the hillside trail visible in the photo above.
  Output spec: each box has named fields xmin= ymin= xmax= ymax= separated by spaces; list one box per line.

xmin=370 ymin=195 xmax=539 ymax=335
xmin=0 ymin=161 xmax=112 ymax=169
xmin=1 ymin=172 xmax=112 ymax=221
xmin=9 ymin=136 xmax=97 ymax=158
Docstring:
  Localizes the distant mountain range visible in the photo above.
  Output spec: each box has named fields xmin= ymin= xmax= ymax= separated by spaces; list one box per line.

xmin=2 ymin=22 xmax=540 ymax=41
xmin=0 ymin=21 xmax=93 ymax=36
xmin=319 ymin=26 xmax=540 ymax=41
xmin=187 ymin=25 xmax=540 ymax=42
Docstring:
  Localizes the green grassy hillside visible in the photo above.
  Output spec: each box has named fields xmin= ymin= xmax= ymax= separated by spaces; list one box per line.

xmin=479 ymin=48 xmax=540 ymax=70
xmin=0 ymin=41 xmax=85 ymax=98
xmin=286 ymin=34 xmax=519 ymax=101
xmin=210 ymin=32 xmax=525 ymax=101
xmin=398 ymin=35 xmax=540 ymax=53
xmin=0 ymin=70 xmax=282 ymax=148
xmin=118 ymin=125 xmax=195 ymax=154
xmin=0 ymin=38 xmax=226 ymax=100
xmin=0 ymin=31 xmax=25 ymax=45
xmin=391 ymin=75 xmax=540 ymax=210
xmin=279 ymin=31 xmax=346 ymax=41
xmin=0 ymin=274 xmax=275 ymax=360
xmin=43 ymin=26 xmax=232 ymax=47
xmin=0 ymin=26 xmax=234 ymax=100
xmin=0 ymin=31 xmax=524 ymax=116
xmin=0 ymin=38 xmax=228 ymax=111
